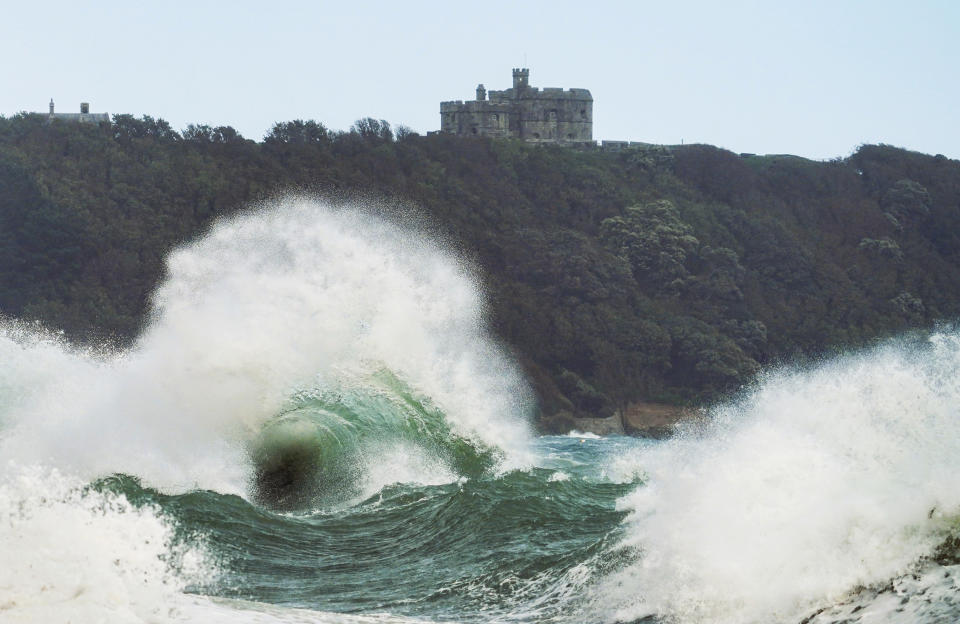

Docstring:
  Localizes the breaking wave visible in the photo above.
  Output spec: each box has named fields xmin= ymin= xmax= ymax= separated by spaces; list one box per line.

xmin=0 ymin=198 xmax=537 ymax=622
xmin=603 ymin=330 xmax=960 ymax=623
xmin=3 ymin=195 xmax=960 ymax=623
xmin=0 ymin=198 xmax=534 ymax=496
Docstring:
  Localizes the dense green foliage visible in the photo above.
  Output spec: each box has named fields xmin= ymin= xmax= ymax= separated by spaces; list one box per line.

xmin=1 ymin=113 xmax=959 ymax=431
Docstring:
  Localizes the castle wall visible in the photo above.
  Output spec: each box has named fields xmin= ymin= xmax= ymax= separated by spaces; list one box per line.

xmin=44 ymin=101 xmax=109 ymax=124
xmin=440 ymin=71 xmax=592 ymax=144
xmin=48 ymin=112 xmax=110 ymax=124
xmin=515 ymin=90 xmax=592 ymax=143
xmin=440 ymin=100 xmax=513 ymax=138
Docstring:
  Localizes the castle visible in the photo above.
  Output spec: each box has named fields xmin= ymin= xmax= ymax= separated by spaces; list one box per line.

xmin=45 ymin=99 xmax=109 ymax=124
xmin=440 ymin=69 xmax=592 ymax=144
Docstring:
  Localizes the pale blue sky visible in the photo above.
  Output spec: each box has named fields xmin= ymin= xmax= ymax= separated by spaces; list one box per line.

xmin=2 ymin=0 xmax=957 ymax=159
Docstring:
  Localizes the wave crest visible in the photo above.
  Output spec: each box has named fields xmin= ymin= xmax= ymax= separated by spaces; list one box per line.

xmin=603 ymin=330 xmax=960 ymax=623
xmin=0 ymin=198 xmax=533 ymax=497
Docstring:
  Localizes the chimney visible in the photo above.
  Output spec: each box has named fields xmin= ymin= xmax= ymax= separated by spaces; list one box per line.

xmin=80 ymin=102 xmax=90 ymax=114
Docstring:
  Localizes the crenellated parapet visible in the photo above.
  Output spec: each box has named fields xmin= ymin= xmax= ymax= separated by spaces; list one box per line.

xmin=440 ymin=99 xmax=514 ymax=137
xmin=439 ymin=69 xmax=592 ymax=144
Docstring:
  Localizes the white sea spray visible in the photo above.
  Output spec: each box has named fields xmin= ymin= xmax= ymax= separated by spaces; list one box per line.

xmin=602 ymin=331 xmax=960 ymax=623
xmin=0 ymin=198 xmax=534 ymax=494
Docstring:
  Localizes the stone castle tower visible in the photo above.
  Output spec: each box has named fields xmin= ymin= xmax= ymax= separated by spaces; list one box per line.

xmin=440 ymin=68 xmax=592 ymax=143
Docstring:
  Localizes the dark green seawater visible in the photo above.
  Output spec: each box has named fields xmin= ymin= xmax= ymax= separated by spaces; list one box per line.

xmin=92 ymin=435 xmax=646 ymax=623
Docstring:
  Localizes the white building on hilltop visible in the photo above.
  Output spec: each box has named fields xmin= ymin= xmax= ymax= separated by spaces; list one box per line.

xmin=46 ymin=99 xmax=109 ymax=124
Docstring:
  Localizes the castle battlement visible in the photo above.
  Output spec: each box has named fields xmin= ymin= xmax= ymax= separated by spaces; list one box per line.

xmin=439 ymin=69 xmax=592 ymax=143
xmin=441 ymin=100 xmax=513 ymax=112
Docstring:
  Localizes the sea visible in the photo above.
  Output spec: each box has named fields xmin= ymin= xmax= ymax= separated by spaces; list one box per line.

xmin=1 ymin=199 xmax=959 ymax=623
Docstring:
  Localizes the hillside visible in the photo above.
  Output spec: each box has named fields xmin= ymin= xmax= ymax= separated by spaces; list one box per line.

xmin=2 ymin=113 xmax=959 ymax=432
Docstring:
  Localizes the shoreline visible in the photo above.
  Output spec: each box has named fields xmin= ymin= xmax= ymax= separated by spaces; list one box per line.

xmin=568 ymin=401 xmax=699 ymax=438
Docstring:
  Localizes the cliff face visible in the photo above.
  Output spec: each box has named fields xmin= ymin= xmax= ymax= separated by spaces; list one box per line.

xmin=2 ymin=114 xmax=960 ymax=431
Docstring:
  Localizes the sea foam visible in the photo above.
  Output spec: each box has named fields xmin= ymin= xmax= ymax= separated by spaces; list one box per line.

xmin=0 ymin=466 xmax=212 ymax=623
xmin=0 ymin=198 xmax=534 ymax=495
xmin=0 ymin=198 xmax=535 ymax=621
xmin=603 ymin=331 xmax=960 ymax=623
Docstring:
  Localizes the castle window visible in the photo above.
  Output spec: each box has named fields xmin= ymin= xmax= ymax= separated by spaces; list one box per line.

xmin=471 ymin=127 xmax=478 ymax=134
xmin=567 ymin=134 xmax=574 ymax=139
xmin=580 ymin=109 xmax=586 ymax=117
xmin=491 ymin=113 xmax=499 ymax=123
xmin=532 ymin=133 xmax=540 ymax=139
xmin=547 ymin=110 xmax=558 ymax=122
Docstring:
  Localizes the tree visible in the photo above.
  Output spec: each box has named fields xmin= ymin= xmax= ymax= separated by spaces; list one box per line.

xmin=264 ymin=120 xmax=330 ymax=145
xmin=395 ymin=125 xmax=418 ymax=141
xmin=350 ymin=117 xmax=393 ymax=141
xmin=112 ymin=114 xmax=180 ymax=143
xmin=182 ymin=124 xmax=214 ymax=142
xmin=600 ymin=199 xmax=700 ymax=293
